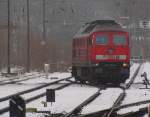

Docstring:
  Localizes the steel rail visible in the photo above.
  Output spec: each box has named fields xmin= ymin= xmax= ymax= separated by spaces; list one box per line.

xmin=80 ymin=64 xmax=142 ymax=117
xmin=117 ymin=107 xmax=147 ymax=117
xmin=0 ymin=73 xmax=44 ymax=85
xmin=0 ymin=73 xmax=37 ymax=82
xmin=80 ymin=98 xmax=150 ymax=117
xmin=0 ymin=76 xmax=72 ymax=102
xmin=102 ymin=64 xmax=142 ymax=117
xmin=125 ymin=64 xmax=142 ymax=89
xmin=0 ymin=82 xmax=73 ymax=114
xmin=65 ymin=89 xmax=101 ymax=117
xmin=115 ymin=98 xmax=150 ymax=112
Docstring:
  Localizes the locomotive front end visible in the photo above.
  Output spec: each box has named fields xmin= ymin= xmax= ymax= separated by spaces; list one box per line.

xmin=91 ymin=31 xmax=130 ymax=83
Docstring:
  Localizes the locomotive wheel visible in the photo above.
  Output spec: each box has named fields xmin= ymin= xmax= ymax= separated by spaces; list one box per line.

xmin=73 ymin=67 xmax=86 ymax=84
xmin=120 ymin=75 xmax=128 ymax=83
xmin=74 ymin=76 xmax=79 ymax=82
xmin=75 ymin=76 xmax=86 ymax=84
xmin=113 ymin=75 xmax=127 ymax=86
xmin=72 ymin=66 xmax=80 ymax=82
xmin=87 ymin=68 xmax=99 ymax=84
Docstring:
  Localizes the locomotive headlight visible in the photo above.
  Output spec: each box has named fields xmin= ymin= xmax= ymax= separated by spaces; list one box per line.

xmin=96 ymin=63 xmax=99 ymax=66
xmin=123 ymin=63 xmax=128 ymax=67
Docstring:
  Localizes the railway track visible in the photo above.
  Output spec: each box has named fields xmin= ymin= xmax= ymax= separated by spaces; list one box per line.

xmin=101 ymin=64 xmax=142 ymax=117
xmin=0 ymin=63 xmax=145 ymax=117
xmin=0 ymin=72 xmax=39 ymax=81
xmin=117 ymin=107 xmax=147 ymax=117
xmin=65 ymin=89 xmax=101 ymax=117
xmin=63 ymin=63 xmax=142 ymax=117
xmin=0 ymin=76 xmax=73 ymax=115
xmin=0 ymin=72 xmax=44 ymax=85
xmin=83 ymin=94 xmax=150 ymax=117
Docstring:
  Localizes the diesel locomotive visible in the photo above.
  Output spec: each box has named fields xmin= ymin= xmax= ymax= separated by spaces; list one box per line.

xmin=72 ymin=20 xmax=130 ymax=84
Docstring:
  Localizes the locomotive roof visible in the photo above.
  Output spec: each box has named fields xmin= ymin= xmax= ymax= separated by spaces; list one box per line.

xmin=74 ymin=20 xmax=126 ymax=38
xmin=86 ymin=20 xmax=119 ymax=25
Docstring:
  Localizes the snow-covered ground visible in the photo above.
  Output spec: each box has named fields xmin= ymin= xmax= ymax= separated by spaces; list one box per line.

xmin=0 ymin=72 xmax=72 ymax=117
xmin=0 ymin=84 xmax=37 ymax=98
xmin=81 ymin=62 xmax=150 ymax=116
xmin=1 ymin=84 xmax=98 ymax=117
xmin=81 ymin=88 xmax=123 ymax=114
xmin=118 ymin=62 xmax=150 ymax=115
xmin=0 ymin=84 xmax=63 ymax=110
xmin=26 ymin=85 xmax=98 ymax=113
xmin=0 ymin=72 xmax=71 ymax=98
xmin=16 ymin=72 xmax=71 ymax=84
xmin=117 ymin=88 xmax=150 ymax=115
xmin=1 ymin=62 xmax=150 ymax=117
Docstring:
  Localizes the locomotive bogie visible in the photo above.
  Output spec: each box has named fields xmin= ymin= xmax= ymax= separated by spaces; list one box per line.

xmin=72 ymin=62 xmax=130 ymax=84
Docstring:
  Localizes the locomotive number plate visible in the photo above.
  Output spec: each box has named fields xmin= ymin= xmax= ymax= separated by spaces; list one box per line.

xmin=108 ymin=55 xmax=115 ymax=59
xmin=96 ymin=55 xmax=126 ymax=60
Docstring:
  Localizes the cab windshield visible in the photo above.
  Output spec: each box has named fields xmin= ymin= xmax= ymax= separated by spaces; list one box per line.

xmin=113 ymin=35 xmax=126 ymax=45
xmin=96 ymin=35 xmax=108 ymax=45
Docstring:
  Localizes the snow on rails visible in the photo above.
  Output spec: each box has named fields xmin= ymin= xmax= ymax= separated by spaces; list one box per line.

xmin=0 ymin=72 xmax=73 ymax=116
xmin=1 ymin=62 xmax=150 ymax=117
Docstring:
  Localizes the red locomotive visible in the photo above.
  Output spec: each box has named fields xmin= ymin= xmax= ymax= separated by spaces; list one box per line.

xmin=72 ymin=20 xmax=130 ymax=84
